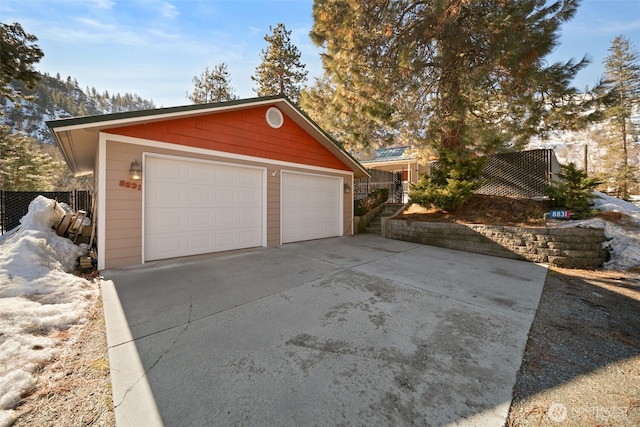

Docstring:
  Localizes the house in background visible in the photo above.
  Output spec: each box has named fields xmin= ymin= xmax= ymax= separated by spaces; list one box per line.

xmin=356 ymin=146 xmax=430 ymax=202
xmin=47 ymin=96 xmax=369 ymax=270
xmin=356 ymin=145 xmax=561 ymax=202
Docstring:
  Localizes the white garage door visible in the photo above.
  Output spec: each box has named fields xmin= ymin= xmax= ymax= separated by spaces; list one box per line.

xmin=281 ymin=172 xmax=342 ymax=244
xmin=145 ymin=157 xmax=264 ymax=261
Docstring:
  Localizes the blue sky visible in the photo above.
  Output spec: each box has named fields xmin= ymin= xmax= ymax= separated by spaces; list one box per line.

xmin=2 ymin=0 xmax=639 ymax=108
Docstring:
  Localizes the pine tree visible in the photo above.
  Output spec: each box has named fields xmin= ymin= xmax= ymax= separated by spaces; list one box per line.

xmin=251 ymin=23 xmax=308 ymax=103
xmin=308 ymin=0 xmax=589 ymax=155
xmin=188 ymin=63 xmax=237 ymax=104
xmin=545 ymin=163 xmax=601 ymax=219
xmin=0 ymin=22 xmax=44 ymax=104
xmin=600 ymin=35 xmax=640 ymax=199
xmin=0 ymin=125 xmax=61 ymax=190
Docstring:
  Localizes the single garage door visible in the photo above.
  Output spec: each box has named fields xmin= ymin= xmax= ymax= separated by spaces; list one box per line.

xmin=145 ymin=156 xmax=264 ymax=261
xmin=281 ymin=171 xmax=342 ymax=244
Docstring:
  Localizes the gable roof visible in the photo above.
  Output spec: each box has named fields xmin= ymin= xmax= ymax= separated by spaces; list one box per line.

xmin=47 ymin=95 xmax=369 ymax=178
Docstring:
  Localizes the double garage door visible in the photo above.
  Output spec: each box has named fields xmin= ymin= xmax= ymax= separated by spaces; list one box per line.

xmin=144 ymin=157 xmax=343 ymax=261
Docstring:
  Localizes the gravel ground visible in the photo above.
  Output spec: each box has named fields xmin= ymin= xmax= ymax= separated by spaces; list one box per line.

xmin=9 ymin=266 xmax=639 ymax=427
xmin=507 ymin=267 xmax=640 ymax=427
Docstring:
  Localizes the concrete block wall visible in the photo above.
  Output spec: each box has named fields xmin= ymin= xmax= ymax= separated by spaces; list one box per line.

xmin=383 ymin=219 xmax=609 ymax=269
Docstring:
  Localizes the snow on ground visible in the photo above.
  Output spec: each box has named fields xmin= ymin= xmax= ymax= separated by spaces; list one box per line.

xmin=0 ymin=193 xmax=639 ymax=425
xmin=554 ymin=192 xmax=640 ymax=270
xmin=570 ymin=191 xmax=640 ymax=271
xmin=0 ymin=196 xmax=95 ymax=427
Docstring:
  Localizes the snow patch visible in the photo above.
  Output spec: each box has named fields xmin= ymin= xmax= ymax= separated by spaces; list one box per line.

xmin=0 ymin=196 xmax=97 ymax=424
xmin=557 ymin=192 xmax=640 ymax=270
xmin=591 ymin=192 xmax=640 ymax=270
xmin=1 ymin=192 xmax=639 ymax=424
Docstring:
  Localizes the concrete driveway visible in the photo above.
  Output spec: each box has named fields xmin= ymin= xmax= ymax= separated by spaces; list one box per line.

xmin=101 ymin=234 xmax=548 ymax=426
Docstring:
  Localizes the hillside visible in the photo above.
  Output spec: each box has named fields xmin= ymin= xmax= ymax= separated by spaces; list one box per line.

xmin=1 ymin=73 xmax=156 ymax=144
xmin=1 ymin=72 xmax=637 ymax=179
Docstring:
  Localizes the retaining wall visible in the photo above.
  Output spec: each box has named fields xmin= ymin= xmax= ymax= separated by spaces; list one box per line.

xmin=383 ymin=219 xmax=609 ymax=269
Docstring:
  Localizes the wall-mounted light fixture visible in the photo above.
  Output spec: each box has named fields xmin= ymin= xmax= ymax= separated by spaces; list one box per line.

xmin=129 ymin=159 xmax=142 ymax=180
xmin=344 ymin=183 xmax=351 ymax=193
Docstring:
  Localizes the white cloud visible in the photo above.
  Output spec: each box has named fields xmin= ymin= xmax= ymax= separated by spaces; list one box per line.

xmin=248 ymin=26 xmax=262 ymax=36
xmin=92 ymin=0 xmax=115 ymax=9
xmin=160 ymin=2 xmax=179 ymax=19
xmin=147 ymin=28 xmax=180 ymax=41
xmin=55 ymin=0 xmax=115 ymax=9
xmin=73 ymin=17 xmax=116 ymax=31
xmin=601 ymin=19 xmax=640 ymax=33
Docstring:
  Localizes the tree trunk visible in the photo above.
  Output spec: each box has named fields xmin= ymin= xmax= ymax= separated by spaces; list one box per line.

xmin=439 ymin=50 xmax=464 ymax=154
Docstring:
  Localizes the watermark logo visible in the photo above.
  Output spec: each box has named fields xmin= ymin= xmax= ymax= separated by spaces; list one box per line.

xmin=546 ymin=402 xmax=630 ymax=423
xmin=548 ymin=402 xmax=568 ymax=422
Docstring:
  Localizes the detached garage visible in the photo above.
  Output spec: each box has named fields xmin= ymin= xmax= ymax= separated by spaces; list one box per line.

xmin=47 ymin=96 xmax=369 ymax=270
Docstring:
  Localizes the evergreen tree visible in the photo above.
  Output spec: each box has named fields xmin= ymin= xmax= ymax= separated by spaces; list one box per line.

xmin=0 ymin=22 xmax=44 ymax=104
xmin=0 ymin=125 xmax=61 ymax=190
xmin=188 ymin=63 xmax=237 ymax=104
xmin=308 ymin=0 xmax=589 ymax=155
xmin=600 ymin=35 xmax=640 ymax=199
xmin=409 ymin=151 xmax=486 ymax=210
xmin=545 ymin=162 xmax=601 ymax=219
xmin=252 ymin=23 xmax=308 ymax=103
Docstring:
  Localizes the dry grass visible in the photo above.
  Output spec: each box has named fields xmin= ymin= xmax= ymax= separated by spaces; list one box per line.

xmin=12 ymin=284 xmax=115 ymax=427
xmin=397 ymin=194 xmax=550 ymax=226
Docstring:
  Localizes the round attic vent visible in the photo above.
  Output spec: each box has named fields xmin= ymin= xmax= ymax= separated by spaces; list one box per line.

xmin=266 ymin=107 xmax=284 ymax=129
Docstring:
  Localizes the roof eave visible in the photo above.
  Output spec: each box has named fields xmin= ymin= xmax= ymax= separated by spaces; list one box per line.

xmin=46 ymin=95 xmax=370 ymax=178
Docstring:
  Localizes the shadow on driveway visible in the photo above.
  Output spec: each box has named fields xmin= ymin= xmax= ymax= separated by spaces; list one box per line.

xmin=101 ymin=234 xmax=548 ymax=426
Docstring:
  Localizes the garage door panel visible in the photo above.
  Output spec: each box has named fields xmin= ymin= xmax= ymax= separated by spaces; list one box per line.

xmin=213 ymin=231 xmax=241 ymax=250
xmin=238 ymin=228 xmax=260 ymax=243
xmin=187 ymin=163 xmax=209 ymax=181
xmin=187 ymin=234 xmax=209 ymax=251
xmin=237 ymin=189 xmax=260 ymax=205
xmin=156 ymin=163 xmax=184 ymax=181
xmin=281 ymin=172 xmax=341 ymax=244
xmin=148 ymin=184 xmax=182 ymax=206
xmin=186 ymin=192 xmax=207 ymax=208
xmin=147 ymin=208 xmax=181 ymax=229
xmin=145 ymin=157 xmax=264 ymax=261
xmin=214 ymin=169 xmax=234 ymax=185
xmin=214 ymin=210 xmax=234 ymax=227
xmin=148 ymin=235 xmax=182 ymax=257
xmin=188 ymin=211 xmax=210 ymax=228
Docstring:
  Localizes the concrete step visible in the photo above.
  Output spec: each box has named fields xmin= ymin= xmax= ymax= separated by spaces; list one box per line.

xmin=362 ymin=203 xmax=405 ymax=235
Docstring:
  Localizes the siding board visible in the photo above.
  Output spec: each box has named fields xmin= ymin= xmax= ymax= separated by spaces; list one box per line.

xmin=101 ymin=104 xmax=355 ymax=268
xmin=107 ymin=106 xmax=350 ymax=171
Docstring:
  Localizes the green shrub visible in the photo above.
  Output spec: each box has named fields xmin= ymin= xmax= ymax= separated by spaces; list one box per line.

xmin=354 ymin=188 xmax=389 ymax=216
xmin=544 ymin=163 xmax=602 ymax=219
xmin=409 ymin=150 xmax=485 ymax=210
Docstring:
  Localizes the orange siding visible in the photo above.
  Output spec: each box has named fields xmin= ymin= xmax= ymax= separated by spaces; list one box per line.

xmin=107 ymin=106 xmax=351 ymax=172
xmin=101 ymin=105 xmax=357 ymax=268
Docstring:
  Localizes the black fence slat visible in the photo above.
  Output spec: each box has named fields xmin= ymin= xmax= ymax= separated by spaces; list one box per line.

xmin=0 ymin=190 xmax=92 ymax=234
xmin=429 ymin=149 xmax=557 ymax=199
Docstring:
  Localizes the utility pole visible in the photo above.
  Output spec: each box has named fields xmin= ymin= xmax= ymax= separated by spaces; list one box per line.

xmin=584 ymin=144 xmax=588 ymax=173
